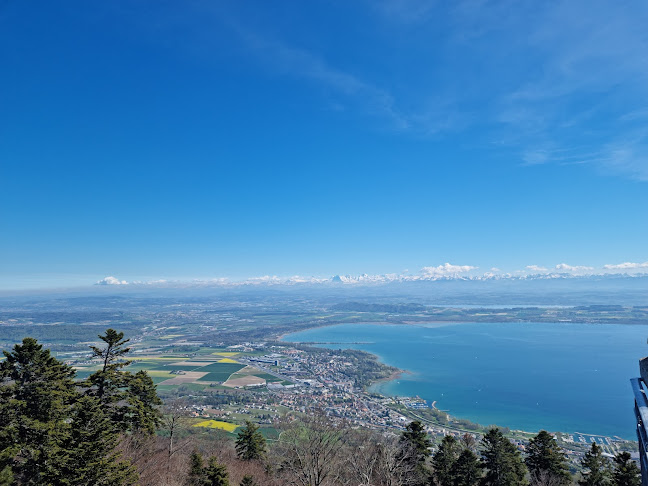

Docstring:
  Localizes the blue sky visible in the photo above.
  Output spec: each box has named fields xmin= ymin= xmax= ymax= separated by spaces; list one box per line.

xmin=1 ymin=1 xmax=647 ymax=289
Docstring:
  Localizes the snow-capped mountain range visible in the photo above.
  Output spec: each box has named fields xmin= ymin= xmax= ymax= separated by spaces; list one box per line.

xmin=96 ymin=270 xmax=648 ymax=287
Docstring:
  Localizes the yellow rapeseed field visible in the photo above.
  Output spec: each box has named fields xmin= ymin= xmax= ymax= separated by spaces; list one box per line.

xmin=193 ymin=420 xmax=238 ymax=432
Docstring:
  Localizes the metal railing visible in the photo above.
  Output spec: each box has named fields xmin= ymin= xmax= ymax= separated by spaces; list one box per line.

xmin=631 ymin=376 xmax=648 ymax=486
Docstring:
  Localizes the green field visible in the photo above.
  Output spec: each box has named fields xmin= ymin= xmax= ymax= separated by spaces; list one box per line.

xmin=156 ymin=383 xmax=207 ymax=392
xmin=197 ymin=371 xmax=239 ymax=382
xmin=259 ymin=427 xmax=280 ymax=440
xmin=199 ymin=363 xmax=245 ymax=373
xmin=249 ymin=373 xmax=283 ymax=383
xmin=143 ymin=370 xmax=175 ymax=384
xmin=161 ymin=364 xmax=203 ymax=371
xmin=127 ymin=361 xmax=166 ymax=371
xmin=198 ymin=363 xmax=244 ymax=381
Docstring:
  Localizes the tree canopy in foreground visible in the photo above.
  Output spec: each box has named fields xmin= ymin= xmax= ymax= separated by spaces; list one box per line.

xmin=0 ymin=329 xmax=160 ymax=485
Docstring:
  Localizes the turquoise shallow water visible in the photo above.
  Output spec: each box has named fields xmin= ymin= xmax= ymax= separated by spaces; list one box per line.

xmin=284 ymin=322 xmax=648 ymax=439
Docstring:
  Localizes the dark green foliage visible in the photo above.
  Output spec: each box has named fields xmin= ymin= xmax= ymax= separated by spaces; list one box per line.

xmin=525 ymin=430 xmax=571 ymax=485
xmin=612 ymin=451 xmax=639 ymax=486
xmin=432 ymin=435 xmax=462 ymax=486
xmin=579 ymin=443 xmax=612 ymax=486
xmin=1 ymin=330 xmax=159 ymax=485
xmin=87 ymin=329 xmax=132 ymax=400
xmin=0 ymin=466 xmax=12 ymax=486
xmin=187 ymin=452 xmax=229 ymax=486
xmin=123 ymin=370 xmax=163 ymax=434
xmin=86 ymin=329 xmax=161 ymax=434
xmin=198 ymin=363 xmax=246 ymax=373
xmin=235 ymin=421 xmax=267 ymax=460
xmin=0 ymin=337 xmax=77 ymax=484
xmin=239 ymin=475 xmax=258 ymax=486
xmin=480 ymin=428 xmax=528 ymax=486
xmin=205 ymin=457 xmax=229 ymax=486
xmin=401 ymin=420 xmax=432 ymax=462
xmin=197 ymin=372 xmax=243 ymax=382
xmin=188 ymin=450 xmax=206 ymax=486
xmin=400 ymin=420 xmax=432 ymax=484
xmin=450 ymin=449 xmax=482 ymax=486
xmin=58 ymin=395 xmax=137 ymax=485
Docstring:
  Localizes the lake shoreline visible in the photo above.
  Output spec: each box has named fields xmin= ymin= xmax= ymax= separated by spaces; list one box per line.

xmin=276 ymin=319 xmax=473 ymax=342
xmin=281 ymin=321 xmax=642 ymax=441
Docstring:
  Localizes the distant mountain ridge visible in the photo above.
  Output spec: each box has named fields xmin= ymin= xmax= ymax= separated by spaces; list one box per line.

xmin=330 ymin=302 xmax=427 ymax=313
xmin=95 ymin=272 xmax=648 ymax=288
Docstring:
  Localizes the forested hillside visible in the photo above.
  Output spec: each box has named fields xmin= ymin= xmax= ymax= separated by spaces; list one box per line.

xmin=0 ymin=330 xmax=641 ymax=485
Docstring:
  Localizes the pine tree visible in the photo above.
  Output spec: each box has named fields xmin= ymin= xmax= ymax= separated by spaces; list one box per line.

xmin=239 ymin=475 xmax=258 ymax=486
xmin=0 ymin=337 xmax=77 ymax=484
xmin=235 ymin=421 xmax=267 ymax=460
xmin=1 ymin=333 xmax=158 ymax=484
xmin=432 ymin=435 xmax=462 ymax=486
xmin=579 ymin=442 xmax=612 ymax=486
xmin=612 ymin=452 xmax=639 ymax=486
xmin=480 ymin=428 xmax=528 ymax=486
xmin=401 ymin=420 xmax=432 ymax=463
xmin=87 ymin=329 xmax=132 ymax=401
xmin=400 ymin=420 xmax=432 ymax=485
xmin=450 ymin=449 xmax=481 ymax=486
xmin=56 ymin=395 xmax=138 ymax=485
xmin=0 ymin=466 xmax=12 ymax=486
xmin=204 ymin=457 xmax=229 ymax=486
xmin=525 ymin=430 xmax=571 ymax=485
xmin=86 ymin=329 xmax=161 ymax=434
xmin=123 ymin=370 xmax=163 ymax=434
xmin=188 ymin=450 xmax=206 ymax=486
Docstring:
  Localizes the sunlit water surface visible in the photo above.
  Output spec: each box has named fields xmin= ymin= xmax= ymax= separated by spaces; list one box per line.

xmin=284 ymin=322 xmax=648 ymax=439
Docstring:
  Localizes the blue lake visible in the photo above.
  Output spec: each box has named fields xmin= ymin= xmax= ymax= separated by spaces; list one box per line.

xmin=284 ymin=322 xmax=648 ymax=439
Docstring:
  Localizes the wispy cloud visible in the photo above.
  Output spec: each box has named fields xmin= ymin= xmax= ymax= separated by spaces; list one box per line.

xmin=620 ymin=108 xmax=648 ymax=122
xmin=603 ymin=261 xmax=648 ymax=270
xmin=374 ymin=0 xmax=648 ymax=181
xmin=592 ymin=133 xmax=648 ymax=181
xmin=231 ymin=26 xmax=410 ymax=130
xmin=199 ymin=2 xmax=648 ymax=179
xmin=493 ymin=1 xmax=648 ymax=180
xmin=220 ymin=8 xmax=482 ymax=135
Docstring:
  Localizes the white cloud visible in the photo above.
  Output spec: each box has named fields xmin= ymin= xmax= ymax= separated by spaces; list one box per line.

xmin=195 ymin=278 xmax=229 ymax=285
xmin=603 ymin=261 xmax=648 ymax=270
xmin=522 ymin=150 xmax=550 ymax=166
xmin=457 ymin=0 xmax=648 ymax=181
xmin=233 ymin=27 xmax=409 ymax=130
xmin=525 ymin=265 xmax=548 ymax=272
xmin=421 ymin=263 xmax=477 ymax=277
xmin=242 ymin=275 xmax=282 ymax=285
xmin=490 ymin=267 xmax=501 ymax=272
xmin=96 ymin=276 xmax=129 ymax=285
xmin=555 ymin=263 xmax=594 ymax=272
